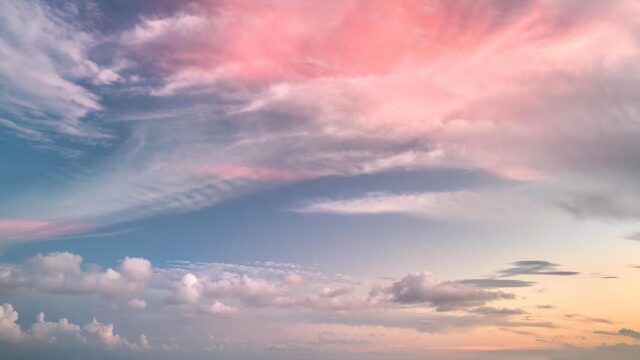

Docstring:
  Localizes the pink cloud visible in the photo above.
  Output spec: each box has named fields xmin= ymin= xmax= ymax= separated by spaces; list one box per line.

xmin=0 ymin=219 xmax=89 ymax=241
xmin=130 ymin=1 xmax=637 ymax=85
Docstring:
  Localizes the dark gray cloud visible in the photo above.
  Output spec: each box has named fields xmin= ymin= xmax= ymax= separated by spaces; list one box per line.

xmin=595 ymin=328 xmax=640 ymax=340
xmin=470 ymin=307 xmax=526 ymax=317
xmin=498 ymin=261 xmax=579 ymax=277
xmin=385 ymin=272 xmax=513 ymax=311
xmin=552 ymin=344 xmax=640 ymax=360
xmin=565 ymin=314 xmax=613 ymax=325
xmin=625 ymin=232 xmax=640 ymax=241
xmin=458 ymin=278 xmax=536 ymax=288
xmin=619 ymin=328 xmax=640 ymax=340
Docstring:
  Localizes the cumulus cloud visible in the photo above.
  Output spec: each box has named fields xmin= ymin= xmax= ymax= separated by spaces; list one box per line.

xmin=381 ymin=272 xmax=513 ymax=311
xmin=0 ymin=252 xmax=525 ymax=316
xmin=0 ymin=303 xmax=146 ymax=350
xmin=283 ymin=273 xmax=305 ymax=286
xmin=0 ymin=252 xmax=619 ymax=357
xmin=0 ymin=303 xmax=24 ymax=342
xmin=127 ymin=298 xmax=147 ymax=310
xmin=0 ymin=252 xmax=151 ymax=300
xmin=204 ymin=301 xmax=239 ymax=316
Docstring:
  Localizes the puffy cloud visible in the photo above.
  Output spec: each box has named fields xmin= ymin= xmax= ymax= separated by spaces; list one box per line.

xmin=283 ymin=273 xmax=305 ymax=286
xmin=0 ymin=303 xmax=24 ymax=342
xmin=119 ymin=257 xmax=152 ymax=283
xmin=0 ymin=253 xmax=527 ymax=316
xmin=82 ymin=318 xmax=131 ymax=348
xmin=166 ymin=271 xmax=290 ymax=309
xmin=0 ymin=303 xmax=146 ymax=349
xmin=301 ymin=287 xmax=372 ymax=311
xmin=383 ymin=272 xmax=513 ymax=311
xmin=168 ymin=273 xmax=202 ymax=305
xmin=203 ymin=274 xmax=288 ymax=307
xmin=0 ymin=252 xmax=152 ymax=299
xmin=27 ymin=252 xmax=83 ymax=275
xmin=29 ymin=313 xmax=84 ymax=346
xmin=127 ymin=298 xmax=147 ymax=310
xmin=205 ymin=301 xmax=238 ymax=316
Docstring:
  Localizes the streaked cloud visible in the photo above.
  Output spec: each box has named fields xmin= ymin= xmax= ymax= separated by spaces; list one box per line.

xmin=458 ymin=279 xmax=536 ymax=289
xmin=1 ymin=0 xmax=640 ymax=358
xmin=498 ymin=261 xmax=579 ymax=277
xmin=0 ymin=1 xmax=116 ymax=140
xmin=2 ymin=0 xmax=640 ymax=240
xmin=288 ymin=189 xmax=543 ymax=221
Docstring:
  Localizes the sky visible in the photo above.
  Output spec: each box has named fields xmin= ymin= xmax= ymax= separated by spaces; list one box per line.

xmin=1 ymin=0 xmax=640 ymax=359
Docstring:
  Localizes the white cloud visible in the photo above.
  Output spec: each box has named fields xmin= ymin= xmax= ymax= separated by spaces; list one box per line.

xmin=128 ymin=298 xmax=147 ymax=310
xmin=0 ymin=1 xmax=117 ymax=139
xmin=283 ymin=273 xmax=305 ymax=286
xmin=0 ymin=303 xmax=146 ymax=349
xmin=0 ymin=303 xmax=24 ymax=342
xmin=204 ymin=301 xmax=238 ymax=316
xmin=2 ymin=0 xmax=640 ymax=242
xmin=1 ymin=252 xmax=151 ymax=300
xmin=289 ymin=189 xmax=545 ymax=221
xmin=119 ymin=257 xmax=152 ymax=283
xmin=0 ymin=252 xmax=517 ymax=317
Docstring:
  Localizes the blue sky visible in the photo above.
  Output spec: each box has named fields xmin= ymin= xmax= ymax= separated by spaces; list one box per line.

xmin=1 ymin=1 xmax=640 ymax=359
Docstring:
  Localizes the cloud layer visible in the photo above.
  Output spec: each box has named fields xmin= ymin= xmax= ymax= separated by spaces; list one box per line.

xmin=3 ymin=0 xmax=640 ymax=240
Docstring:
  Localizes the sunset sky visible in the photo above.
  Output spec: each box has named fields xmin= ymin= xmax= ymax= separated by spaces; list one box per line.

xmin=1 ymin=1 xmax=640 ymax=359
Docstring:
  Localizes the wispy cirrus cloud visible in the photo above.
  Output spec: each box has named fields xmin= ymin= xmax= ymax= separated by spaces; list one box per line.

xmin=287 ymin=188 xmax=547 ymax=221
xmin=0 ymin=1 xmax=119 ymax=140
xmin=3 ymin=0 xmax=640 ymax=241
xmin=0 ymin=219 xmax=90 ymax=242
xmin=457 ymin=260 xmax=578 ymax=290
